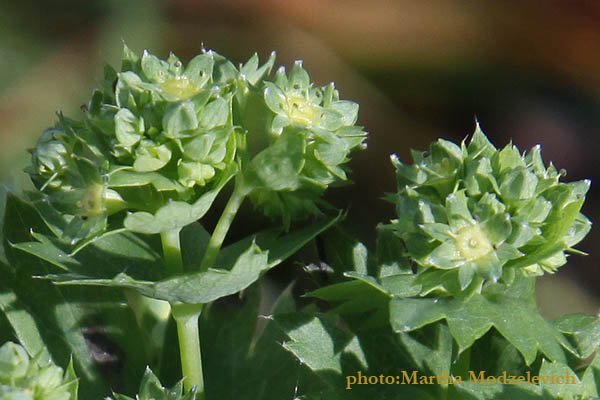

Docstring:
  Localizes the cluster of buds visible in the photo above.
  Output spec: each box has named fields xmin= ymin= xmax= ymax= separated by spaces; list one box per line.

xmin=27 ymin=46 xmax=366 ymax=241
xmin=390 ymin=125 xmax=591 ymax=294
xmin=0 ymin=342 xmax=76 ymax=400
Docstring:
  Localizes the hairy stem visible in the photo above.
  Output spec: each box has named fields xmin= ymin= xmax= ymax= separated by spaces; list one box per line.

xmin=161 ymin=228 xmax=183 ymax=275
xmin=200 ymin=179 xmax=249 ymax=271
xmin=171 ymin=303 xmax=205 ymax=397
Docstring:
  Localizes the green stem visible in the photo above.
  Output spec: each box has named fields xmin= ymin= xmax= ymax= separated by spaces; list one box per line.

xmin=171 ymin=303 xmax=205 ymax=397
xmin=160 ymin=230 xmax=205 ymax=397
xmin=200 ymin=179 xmax=249 ymax=271
xmin=161 ymin=229 xmax=183 ymax=275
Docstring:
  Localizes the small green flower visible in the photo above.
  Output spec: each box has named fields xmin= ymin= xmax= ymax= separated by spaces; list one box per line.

xmin=245 ymin=61 xmax=367 ymax=226
xmin=391 ymin=124 xmax=591 ymax=294
xmin=263 ymin=61 xmax=359 ymax=136
xmin=0 ymin=342 xmax=77 ymax=400
xmin=98 ymin=46 xmax=237 ymax=192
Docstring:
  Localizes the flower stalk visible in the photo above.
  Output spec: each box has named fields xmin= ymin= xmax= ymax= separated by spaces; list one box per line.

xmin=200 ymin=178 xmax=249 ymax=271
xmin=160 ymin=230 xmax=204 ymax=397
xmin=171 ymin=303 xmax=205 ymax=397
xmin=161 ymin=229 xmax=184 ymax=275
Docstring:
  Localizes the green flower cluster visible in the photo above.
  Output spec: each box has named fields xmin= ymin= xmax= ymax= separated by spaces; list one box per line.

xmin=26 ymin=46 xmax=366 ymax=242
xmin=0 ymin=342 xmax=76 ymax=400
xmin=28 ymin=46 xmax=240 ymax=242
xmin=246 ymin=61 xmax=366 ymax=225
xmin=391 ymin=125 xmax=591 ymax=294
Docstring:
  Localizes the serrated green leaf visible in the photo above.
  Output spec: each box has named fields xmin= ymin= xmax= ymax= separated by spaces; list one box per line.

xmin=15 ymin=229 xmax=163 ymax=278
xmin=581 ymin=354 xmax=600 ymax=397
xmin=390 ymin=288 xmax=573 ymax=365
xmin=396 ymin=323 xmax=453 ymax=381
xmin=202 ymin=285 xmax=305 ymax=400
xmin=274 ymin=312 xmax=438 ymax=399
xmin=200 ymin=283 xmax=261 ymax=398
xmin=0 ymin=197 xmax=109 ymax=399
xmin=552 ymin=314 xmax=600 ymax=359
xmin=109 ymin=169 xmax=183 ymax=192
xmin=64 ymin=358 xmax=79 ymax=400
xmin=456 ymin=379 xmax=541 ymax=399
xmin=47 ymin=215 xmax=338 ymax=305
xmin=308 ymin=272 xmax=420 ymax=330
xmin=538 ymin=359 xmax=591 ymax=399
xmin=123 ymin=166 xmax=235 ymax=234
xmin=468 ymin=329 xmax=527 ymax=378
xmin=50 ymin=242 xmax=267 ymax=305
xmin=214 ymin=214 xmax=340 ymax=271
xmin=376 ymin=228 xmax=412 ymax=277
xmin=276 ymin=312 xmax=367 ymax=381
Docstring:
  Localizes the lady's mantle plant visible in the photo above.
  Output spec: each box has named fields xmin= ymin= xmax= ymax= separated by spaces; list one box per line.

xmin=0 ymin=44 xmax=598 ymax=400
xmin=1 ymin=45 xmax=365 ymax=400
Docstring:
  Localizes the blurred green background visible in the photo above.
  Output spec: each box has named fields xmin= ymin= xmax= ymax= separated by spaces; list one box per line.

xmin=0 ymin=0 xmax=598 ymax=317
